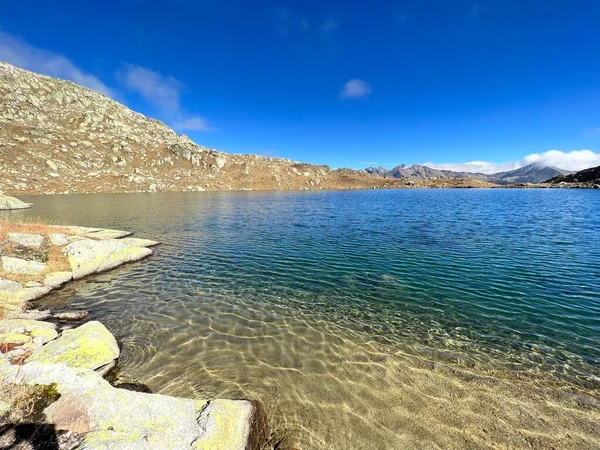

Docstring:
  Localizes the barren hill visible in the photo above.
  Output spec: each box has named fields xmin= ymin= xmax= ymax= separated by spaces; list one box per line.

xmin=0 ymin=62 xmax=494 ymax=194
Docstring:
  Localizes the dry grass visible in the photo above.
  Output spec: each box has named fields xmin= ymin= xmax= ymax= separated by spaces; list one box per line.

xmin=0 ymin=219 xmax=73 ymax=284
xmin=0 ymin=383 xmax=60 ymax=425
xmin=0 ymin=218 xmax=69 ymax=242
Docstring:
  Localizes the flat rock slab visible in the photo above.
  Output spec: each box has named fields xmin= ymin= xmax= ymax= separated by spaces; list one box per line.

xmin=0 ymin=277 xmax=22 ymax=292
xmin=43 ymin=271 xmax=73 ymax=289
xmin=0 ymin=362 xmax=265 ymax=450
xmin=49 ymin=233 xmax=70 ymax=246
xmin=8 ymin=232 xmax=45 ymax=248
xmin=117 ymin=237 xmax=160 ymax=247
xmin=26 ymin=321 xmax=119 ymax=372
xmin=2 ymin=256 xmax=47 ymax=275
xmin=0 ymin=194 xmax=31 ymax=210
xmin=65 ymin=239 xmax=153 ymax=279
xmin=83 ymin=229 xmax=133 ymax=240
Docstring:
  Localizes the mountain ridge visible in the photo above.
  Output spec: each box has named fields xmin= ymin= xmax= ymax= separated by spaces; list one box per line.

xmin=365 ymin=163 xmax=572 ymax=185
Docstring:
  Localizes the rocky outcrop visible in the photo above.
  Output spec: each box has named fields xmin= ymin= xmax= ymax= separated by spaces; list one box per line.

xmin=26 ymin=321 xmax=119 ymax=374
xmin=0 ymin=225 xmax=157 ymax=311
xmin=65 ymin=238 xmax=155 ymax=279
xmin=0 ymin=222 xmax=267 ymax=449
xmin=0 ymin=361 xmax=265 ymax=450
xmin=545 ymin=164 xmax=600 ymax=187
xmin=0 ymin=192 xmax=31 ymax=210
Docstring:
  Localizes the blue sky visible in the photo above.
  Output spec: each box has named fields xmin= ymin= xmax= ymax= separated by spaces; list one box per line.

xmin=1 ymin=0 xmax=600 ymax=172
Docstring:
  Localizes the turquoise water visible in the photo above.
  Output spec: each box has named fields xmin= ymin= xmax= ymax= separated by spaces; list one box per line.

xmin=6 ymin=189 xmax=600 ymax=448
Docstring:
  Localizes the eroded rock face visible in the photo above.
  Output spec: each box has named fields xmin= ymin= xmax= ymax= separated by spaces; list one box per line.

xmin=64 ymin=238 xmax=153 ymax=279
xmin=26 ymin=321 xmax=119 ymax=372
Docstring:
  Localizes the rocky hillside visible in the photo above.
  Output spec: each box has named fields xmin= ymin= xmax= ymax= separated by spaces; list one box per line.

xmin=0 ymin=62 xmax=385 ymax=195
xmin=0 ymin=62 xmax=498 ymax=194
xmin=366 ymin=163 xmax=571 ymax=185
xmin=545 ymin=165 xmax=600 ymax=188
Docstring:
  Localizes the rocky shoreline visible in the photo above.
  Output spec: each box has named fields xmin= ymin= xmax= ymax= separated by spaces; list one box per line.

xmin=0 ymin=222 xmax=266 ymax=449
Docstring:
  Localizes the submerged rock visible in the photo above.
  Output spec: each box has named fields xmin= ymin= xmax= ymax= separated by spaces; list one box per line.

xmin=82 ymin=229 xmax=133 ymax=240
xmin=64 ymin=239 xmax=153 ymax=279
xmin=51 ymin=310 xmax=90 ymax=322
xmin=26 ymin=321 xmax=119 ymax=372
xmin=0 ymin=193 xmax=31 ymax=210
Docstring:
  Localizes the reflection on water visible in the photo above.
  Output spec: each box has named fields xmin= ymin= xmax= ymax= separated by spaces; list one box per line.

xmin=7 ymin=189 xmax=600 ymax=449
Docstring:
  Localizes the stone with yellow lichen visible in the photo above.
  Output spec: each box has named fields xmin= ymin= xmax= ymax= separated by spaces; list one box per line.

xmin=43 ymin=271 xmax=73 ymax=289
xmin=0 ymin=332 xmax=31 ymax=351
xmin=64 ymin=238 xmax=153 ymax=279
xmin=26 ymin=321 xmax=119 ymax=372
xmin=0 ymin=361 xmax=265 ymax=450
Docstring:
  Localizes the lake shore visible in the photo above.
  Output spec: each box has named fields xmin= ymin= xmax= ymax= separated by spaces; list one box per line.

xmin=0 ymin=219 xmax=266 ymax=449
xmin=3 ymin=190 xmax=600 ymax=449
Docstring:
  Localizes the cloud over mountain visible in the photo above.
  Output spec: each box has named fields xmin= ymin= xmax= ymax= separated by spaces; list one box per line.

xmin=423 ymin=150 xmax=600 ymax=174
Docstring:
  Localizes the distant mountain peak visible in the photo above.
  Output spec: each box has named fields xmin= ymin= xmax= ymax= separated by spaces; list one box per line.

xmin=364 ymin=162 xmax=572 ymax=184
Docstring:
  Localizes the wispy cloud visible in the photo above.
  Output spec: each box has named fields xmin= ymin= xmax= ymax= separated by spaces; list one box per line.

xmin=119 ymin=64 xmax=182 ymax=113
xmin=172 ymin=116 xmax=214 ymax=132
xmin=0 ymin=30 xmax=115 ymax=98
xmin=422 ymin=160 xmax=517 ymax=174
xmin=118 ymin=64 xmax=213 ymax=132
xmin=470 ymin=3 xmax=482 ymax=16
xmin=272 ymin=9 xmax=339 ymax=35
xmin=423 ymin=150 xmax=600 ymax=174
xmin=339 ymin=79 xmax=372 ymax=99
xmin=272 ymin=9 xmax=308 ymax=34
xmin=320 ymin=19 xmax=339 ymax=32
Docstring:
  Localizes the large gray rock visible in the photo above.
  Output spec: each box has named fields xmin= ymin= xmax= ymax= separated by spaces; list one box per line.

xmin=26 ymin=321 xmax=119 ymax=373
xmin=1 ymin=256 xmax=46 ymax=274
xmin=65 ymin=238 xmax=153 ymax=279
xmin=0 ymin=362 xmax=266 ymax=450
xmin=0 ymin=277 xmax=22 ymax=292
xmin=0 ymin=193 xmax=31 ymax=210
xmin=7 ymin=232 xmax=45 ymax=248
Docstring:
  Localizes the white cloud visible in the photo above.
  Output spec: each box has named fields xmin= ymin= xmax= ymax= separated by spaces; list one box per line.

xmin=321 ymin=19 xmax=339 ymax=32
xmin=119 ymin=64 xmax=213 ymax=132
xmin=520 ymin=149 xmax=600 ymax=171
xmin=120 ymin=64 xmax=182 ymax=114
xmin=340 ymin=79 xmax=372 ymax=99
xmin=172 ymin=116 xmax=213 ymax=132
xmin=422 ymin=161 xmax=518 ymax=174
xmin=0 ymin=31 xmax=115 ymax=98
xmin=423 ymin=150 xmax=600 ymax=174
